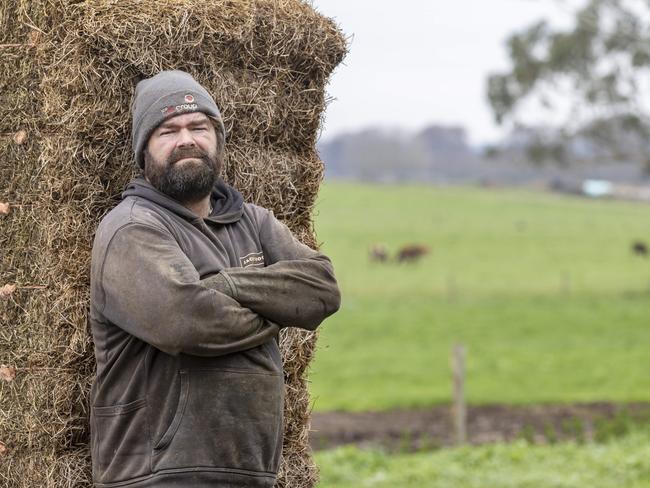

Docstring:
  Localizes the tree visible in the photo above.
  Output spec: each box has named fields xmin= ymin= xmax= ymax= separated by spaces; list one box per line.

xmin=487 ymin=0 xmax=650 ymax=168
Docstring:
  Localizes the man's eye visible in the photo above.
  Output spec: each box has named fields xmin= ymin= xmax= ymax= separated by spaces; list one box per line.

xmin=160 ymin=130 xmax=173 ymax=136
xmin=193 ymin=127 xmax=207 ymax=131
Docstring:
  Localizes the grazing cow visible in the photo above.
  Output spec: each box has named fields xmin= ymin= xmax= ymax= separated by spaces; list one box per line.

xmin=369 ymin=244 xmax=389 ymax=262
xmin=632 ymin=240 xmax=648 ymax=257
xmin=397 ymin=244 xmax=430 ymax=263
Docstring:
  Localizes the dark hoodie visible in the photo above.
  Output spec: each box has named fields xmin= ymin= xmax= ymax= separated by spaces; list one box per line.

xmin=89 ymin=177 xmax=340 ymax=487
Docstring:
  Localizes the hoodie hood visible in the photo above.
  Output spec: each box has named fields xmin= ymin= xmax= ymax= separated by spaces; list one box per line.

xmin=122 ymin=176 xmax=244 ymax=224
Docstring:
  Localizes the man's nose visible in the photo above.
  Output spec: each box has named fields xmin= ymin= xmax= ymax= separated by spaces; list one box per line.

xmin=177 ymin=128 xmax=196 ymax=147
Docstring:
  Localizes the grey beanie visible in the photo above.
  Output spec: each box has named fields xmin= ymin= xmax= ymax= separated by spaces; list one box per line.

xmin=131 ymin=70 xmax=226 ymax=168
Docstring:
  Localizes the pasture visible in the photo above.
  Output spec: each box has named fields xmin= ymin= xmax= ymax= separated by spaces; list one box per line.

xmin=316 ymin=429 xmax=650 ymax=487
xmin=310 ymin=182 xmax=650 ymax=411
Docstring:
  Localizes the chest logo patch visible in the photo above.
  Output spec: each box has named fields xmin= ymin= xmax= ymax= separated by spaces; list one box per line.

xmin=240 ymin=251 xmax=265 ymax=268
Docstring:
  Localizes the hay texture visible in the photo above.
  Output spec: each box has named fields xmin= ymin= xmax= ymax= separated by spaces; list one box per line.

xmin=0 ymin=1 xmax=346 ymax=486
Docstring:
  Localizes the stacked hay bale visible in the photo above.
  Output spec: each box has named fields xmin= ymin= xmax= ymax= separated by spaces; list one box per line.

xmin=0 ymin=1 xmax=346 ymax=486
xmin=0 ymin=1 xmax=93 ymax=484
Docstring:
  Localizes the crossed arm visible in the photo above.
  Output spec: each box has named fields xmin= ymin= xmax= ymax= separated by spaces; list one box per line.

xmin=98 ymin=211 xmax=340 ymax=357
xmin=202 ymin=209 xmax=341 ymax=330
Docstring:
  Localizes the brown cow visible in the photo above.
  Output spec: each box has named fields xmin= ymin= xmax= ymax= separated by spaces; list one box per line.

xmin=397 ymin=244 xmax=430 ymax=263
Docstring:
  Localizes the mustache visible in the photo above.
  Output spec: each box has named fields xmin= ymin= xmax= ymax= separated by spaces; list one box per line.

xmin=167 ymin=147 xmax=209 ymax=165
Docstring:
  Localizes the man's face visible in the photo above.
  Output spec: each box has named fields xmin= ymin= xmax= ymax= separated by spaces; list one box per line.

xmin=144 ymin=112 xmax=221 ymax=204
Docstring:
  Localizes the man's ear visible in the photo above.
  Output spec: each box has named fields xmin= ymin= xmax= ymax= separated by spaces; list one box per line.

xmin=140 ymin=148 xmax=149 ymax=177
xmin=208 ymin=117 xmax=225 ymax=149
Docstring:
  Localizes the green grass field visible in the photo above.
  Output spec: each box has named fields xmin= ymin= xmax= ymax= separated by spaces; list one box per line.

xmin=316 ymin=431 xmax=650 ymax=487
xmin=310 ymin=182 xmax=650 ymax=411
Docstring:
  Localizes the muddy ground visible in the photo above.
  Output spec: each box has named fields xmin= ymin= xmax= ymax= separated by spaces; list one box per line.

xmin=310 ymin=403 xmax=650 ymax=451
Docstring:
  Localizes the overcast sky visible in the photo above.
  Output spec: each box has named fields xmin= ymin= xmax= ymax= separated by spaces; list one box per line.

xmin=309 ymin=0 xmax=581 ymax=145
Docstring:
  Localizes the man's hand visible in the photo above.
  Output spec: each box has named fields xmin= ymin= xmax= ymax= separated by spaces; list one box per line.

xmin=200 ymin=209 xmax=341 ymax=330
xmin=97 ymin=223 xmax=279 ymax=356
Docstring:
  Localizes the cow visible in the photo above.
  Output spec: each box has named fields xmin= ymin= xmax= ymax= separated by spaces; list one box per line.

xmin=632 ymin=240 xmax=648 ymax=257
xmin=397 ymin=244 xmax=430 ymax=263
xmin=369 ymin=244 xmax=389 ymax=263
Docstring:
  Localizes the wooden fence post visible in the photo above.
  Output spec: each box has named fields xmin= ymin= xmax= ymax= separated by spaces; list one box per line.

xmin=452 ymin=344 xmax=467 ymax=445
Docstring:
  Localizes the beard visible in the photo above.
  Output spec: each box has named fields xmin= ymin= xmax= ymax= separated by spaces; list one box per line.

xmin=144 ymin=146 xmax=221 ymax=205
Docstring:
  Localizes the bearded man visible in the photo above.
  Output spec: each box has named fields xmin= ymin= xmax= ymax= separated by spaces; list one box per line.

xmin=88 ymin=70 xmax=340 ymax=487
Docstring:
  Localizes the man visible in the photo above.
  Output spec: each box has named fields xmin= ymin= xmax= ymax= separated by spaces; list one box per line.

xmin=89 ymin=70 xmax=340 ymax=487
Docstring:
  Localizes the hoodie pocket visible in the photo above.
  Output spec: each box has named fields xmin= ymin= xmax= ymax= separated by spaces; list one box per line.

xmin=92 ymin=398 xmax=149 ymax=483
xmin=153 ymin=370 xmax=190 ymax=451
xmin=152 ymin=368 xmax=284 ymax=475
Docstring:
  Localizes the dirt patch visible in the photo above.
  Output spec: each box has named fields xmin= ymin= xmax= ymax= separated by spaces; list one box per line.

xmin=310 ymin=403 xmax=650 ymax=451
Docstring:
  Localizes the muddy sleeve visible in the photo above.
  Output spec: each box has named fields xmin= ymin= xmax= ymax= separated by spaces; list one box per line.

xmin=203 ymin=210 xmax=341 ymax=330
xmin=98 ymin=223 xmax=279 ymax=356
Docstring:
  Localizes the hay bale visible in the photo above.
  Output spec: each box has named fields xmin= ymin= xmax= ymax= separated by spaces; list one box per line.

xmin=0 ymin=1 xmax=346 ymax=486
xmin=0 ymin=448 xmax=91 ymax=487
xmin=0 ymin=0 xmax=67 ymax=44
xmin=0 ymin=54 xmax=43 ymax=133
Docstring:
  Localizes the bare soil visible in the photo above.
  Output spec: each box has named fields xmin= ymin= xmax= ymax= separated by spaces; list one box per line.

xmin=310 ymin=403 xmax=650 ymax=451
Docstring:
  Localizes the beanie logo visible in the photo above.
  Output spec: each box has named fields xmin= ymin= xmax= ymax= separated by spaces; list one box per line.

xmin=184 ymin=94 xmax=195 ymax=103
xmin=160 ymin=103 xmax=198 ymax=116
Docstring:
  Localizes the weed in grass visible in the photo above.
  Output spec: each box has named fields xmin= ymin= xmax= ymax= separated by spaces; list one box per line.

xmin=416 ymin=435 xmax=442 ymax=452
xmin=594 ymin=411 xmax=633 ymax=443
xmin=543 ymin=422 xmax=558 ymax=444
xmin=561 ymin=417 xmax=586 ymax=444
xmin=519 ymin=425 xmax=536 ymax=444
xmin=398 ymin=431 xmax=413 ymax=453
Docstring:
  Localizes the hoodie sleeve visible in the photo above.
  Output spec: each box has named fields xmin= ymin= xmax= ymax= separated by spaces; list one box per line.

xmin=98 ymin=223 xmax=279 ymax=357
xmin=203 ymin=209 xmax=341 ymax=330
